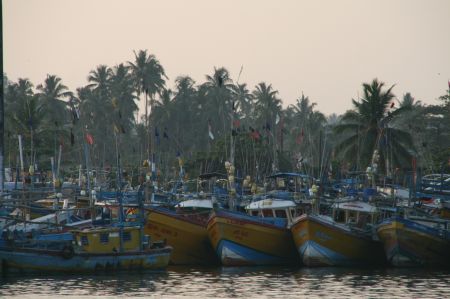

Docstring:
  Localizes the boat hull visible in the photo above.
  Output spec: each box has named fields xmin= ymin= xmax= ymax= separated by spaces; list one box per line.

xmin=0 ymin=247 xmax=172 ymax=273
xmin=377 ymin=217 xmax=450 ymax=267
xmin=291 ymin=214 xmax=385 ymax=267
xmin=207 ymin=210 xmax=298 ymax=266
xmin=145 ymin=207 xmax=218 ymax=265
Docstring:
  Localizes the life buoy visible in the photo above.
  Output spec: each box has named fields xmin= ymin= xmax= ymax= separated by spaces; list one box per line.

xmin=61 ymin=245 xmax=74 ymax=259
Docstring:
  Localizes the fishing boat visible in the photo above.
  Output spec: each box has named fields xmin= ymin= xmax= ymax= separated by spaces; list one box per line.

xmin=143 ymin=172 xmax=227 ymax=265
xmin=291 ymin=199 xmax=386 ymax=266
xmin=144 ymin=202 xmax=218 ymax=265
xmin=377 ymin=213 xmax=450 ymax=267
xmin=0 ymin=225 xmax=172 ymax=273
xmin=207 ymin=198 xmax=302 ymax=266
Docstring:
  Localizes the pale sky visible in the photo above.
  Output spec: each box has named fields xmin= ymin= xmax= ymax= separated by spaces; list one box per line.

xmin=4 ymin=0 xmax=450 ymax=116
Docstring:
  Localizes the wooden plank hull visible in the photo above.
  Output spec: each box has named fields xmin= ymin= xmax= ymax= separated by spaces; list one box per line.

xmin=207 ymin=210 xmax=298 ymax=266
xmin=291 ymin=214 xmax=385 ymax=266
xmin=377 ymin=217 xmax=450 ymax=267
xmin=145 ymin=207 xmax=218 ymax=265
xmin=0 ymin=247 xmax=172 ymax=273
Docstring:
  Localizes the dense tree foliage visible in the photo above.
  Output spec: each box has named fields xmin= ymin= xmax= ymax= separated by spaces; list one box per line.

xmin=3 ymin=52 xmax=449 ymax=186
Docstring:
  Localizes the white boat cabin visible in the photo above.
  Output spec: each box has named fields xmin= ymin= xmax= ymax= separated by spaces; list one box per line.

xmin=332 ymin=201 xmax=378 ymax=227
xmin=245 ymin=199 xmax=302 ymax=224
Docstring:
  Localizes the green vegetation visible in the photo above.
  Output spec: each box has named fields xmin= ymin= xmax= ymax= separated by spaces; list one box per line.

xmin=3 ymin=50 xmax=450 ymax=183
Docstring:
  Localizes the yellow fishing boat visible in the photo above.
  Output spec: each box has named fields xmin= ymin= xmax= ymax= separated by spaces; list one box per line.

xmin=207 ymin=199 xmax=301 ymax=266
xmin=145 ymin=200 xmax=219 ymax=265
xmin=291 ymin=200 xmax=385 ymax=266
xmin=377 ymin=215 xmax=450 ymax=267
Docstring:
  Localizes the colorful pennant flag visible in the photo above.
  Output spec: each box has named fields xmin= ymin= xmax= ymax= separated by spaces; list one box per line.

xmin=85 ymin=133 xmax=94 ymax=145
xmin=296 ymin=128 xmax=304 ymax=145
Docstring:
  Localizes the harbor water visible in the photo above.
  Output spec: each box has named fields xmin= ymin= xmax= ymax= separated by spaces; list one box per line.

xmin=0 ymin=266 xmax=449 ymax=298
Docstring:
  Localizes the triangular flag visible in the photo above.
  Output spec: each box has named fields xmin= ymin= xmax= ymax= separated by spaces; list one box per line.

xmin=85 ymin=133 xmax=94 ymax=145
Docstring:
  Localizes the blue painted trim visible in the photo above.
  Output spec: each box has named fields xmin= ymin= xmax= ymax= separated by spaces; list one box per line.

xmin=299 ymin=240 xmax=353 ymax=266
xmin=217 ymin=239 xmax=289 ymax=265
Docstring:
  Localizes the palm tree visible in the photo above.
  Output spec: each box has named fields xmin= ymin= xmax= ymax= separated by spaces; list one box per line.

xmin=288 ymin=93 xmax=327 ymax=176
xmin=253 ymin=82 xmax=282 ymax=172
xmin=334 ymin=79 xmax=414 ymax=177
xmin=203 ymin=67 xmax=234 ymax=134
xmin=128 ymin=50 xmax=167 ymax=157
xmin=7 ymin=79 xmax=49 ymax=167
xmin=128 ymin=50 xmax=167 ymax=127
xmin=110 ymin=63 xmax=138 ymax=131
xmin=253 ymin=82 xmax=282 ymax=128
xmin=36 ymin=75 xmax=72 ymax=128
xmin=231 ymin=83 xmax=254 ymax=121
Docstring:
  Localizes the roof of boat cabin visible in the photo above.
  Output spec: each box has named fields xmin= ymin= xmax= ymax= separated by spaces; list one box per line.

xmin=331 ymin=201 xmax=377 ymax=213
xmin=245 ymin=199 xmax=297 ymax=210
xmin=175 ymin=199 xmax=213 ymax=209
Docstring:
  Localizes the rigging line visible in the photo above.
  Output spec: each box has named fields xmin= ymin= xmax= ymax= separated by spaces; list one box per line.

xmin=319 ymin=131 xmax=328 ymax=181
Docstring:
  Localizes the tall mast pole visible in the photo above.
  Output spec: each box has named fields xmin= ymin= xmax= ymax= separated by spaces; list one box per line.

xmin=0 ymin=0 xmax=4 ymax=193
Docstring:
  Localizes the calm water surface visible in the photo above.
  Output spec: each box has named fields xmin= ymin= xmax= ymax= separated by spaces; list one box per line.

xmin=0 ymin=266 xmax=449 ymax=298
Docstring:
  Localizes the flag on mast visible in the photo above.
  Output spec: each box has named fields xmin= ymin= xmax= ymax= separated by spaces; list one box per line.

xmin=85 ymin=133 xmax=94 ymax=145
xmin=296 ymin=128 xmax=304 ymax=145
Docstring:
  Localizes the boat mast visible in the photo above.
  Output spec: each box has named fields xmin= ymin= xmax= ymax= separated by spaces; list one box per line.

xmin=0 ymin=2 xmax=3 ymax=193
xmin=114 ymin=132 xmax=124 ymax=253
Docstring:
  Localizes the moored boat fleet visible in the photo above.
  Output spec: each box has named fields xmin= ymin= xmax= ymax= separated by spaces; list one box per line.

xmin=1 ymin=169 xmax=449 ymax=274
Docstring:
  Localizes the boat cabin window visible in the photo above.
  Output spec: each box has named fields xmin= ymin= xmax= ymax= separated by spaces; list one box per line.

xmin=122 ymin=231 xmax=132 ymax=242
xmin=262 ymin=209 xmax=273 ymax=217
xmin=251 ymin=210 xmax=258 ymax=216
xmin=274 ymin=210 xmax=287 ymax=218
xmin=100 ymin=233 xmax=109 ymax=244
xmin=290 ymin=208 xmax=303 ymax=218
xmin=347 ymin=210 xmax=357 ymax=224
xmin=356 ymin=212 xmax=370 ymax=227
xmin=81 ymin=235 xmax=89 ymax=246
xmin=335 ymin=210 xmax=346 ymax=223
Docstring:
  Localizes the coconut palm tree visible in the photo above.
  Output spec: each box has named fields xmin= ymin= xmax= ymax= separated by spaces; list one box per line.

xmin=253 ymin=82 xmax=282 ymax=128
xmin=128 ymin=50 xmax=167 ymax=127
xmin=109 ymin=63 xmax=138 ymax=132
xmin=287 ymin=93 xmax=327 ymax=176
xmin=252 ymin=82 xmax=282 ymax=172
xmin=334 ymin=79 xmax=414 ymax=176
xmin=129 ymin=50 xmax=167 ymax=158
xmin=7 ymin=79 xmax=49 ymax=167
xmin=203 ymin=67 xmax=234 ymax=135
xmin=231 ymin=83 xmax=254 ymax=122
xmin=36 ymin=75 xmax=72 ymax=128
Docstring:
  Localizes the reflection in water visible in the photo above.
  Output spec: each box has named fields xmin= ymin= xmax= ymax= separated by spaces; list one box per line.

xmin=0 ymin=266 xmax=449 ymax=298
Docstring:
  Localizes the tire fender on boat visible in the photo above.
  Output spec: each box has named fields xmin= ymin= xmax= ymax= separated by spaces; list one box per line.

xmin=61 ymin=245 xmax=74 ymax=259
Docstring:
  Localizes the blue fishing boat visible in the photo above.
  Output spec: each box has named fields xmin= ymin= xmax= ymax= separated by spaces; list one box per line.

xmin=0 ymin=225 xmax=172 ymax=273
